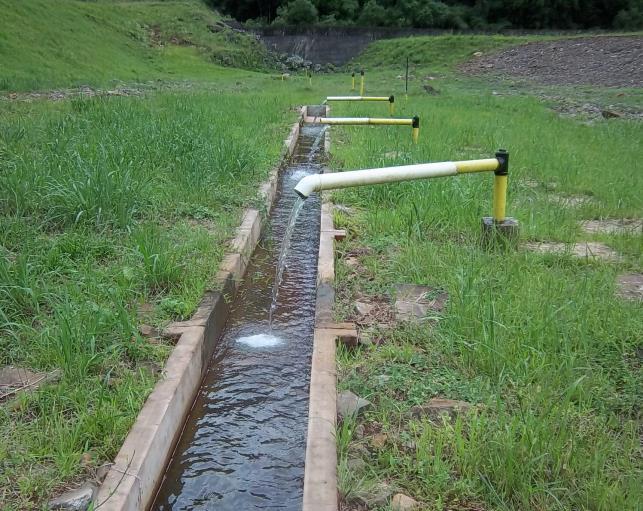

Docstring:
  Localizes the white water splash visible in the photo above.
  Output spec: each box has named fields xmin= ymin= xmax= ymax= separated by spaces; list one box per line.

xmin=236 ymin=334 xmax=283 ymax=348
xmin=288 ymin=168 xmax=314 ymax=182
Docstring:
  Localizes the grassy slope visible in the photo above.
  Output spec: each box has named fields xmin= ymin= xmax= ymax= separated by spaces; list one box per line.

xmin=330 ymin=36 xmax=642 ymax=510
xmin=0 ymin=2 xmax=315 ymax=509
xmin=0 ymin=0 xmax=270 ymax=91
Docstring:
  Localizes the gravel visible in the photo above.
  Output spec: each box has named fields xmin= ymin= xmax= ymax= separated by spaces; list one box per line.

xmin=461 ymin=36 xmax=643 ymax=88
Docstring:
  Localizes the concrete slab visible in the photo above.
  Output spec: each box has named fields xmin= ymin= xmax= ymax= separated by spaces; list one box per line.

xmin=303 ymin=329 xmax=338 ymax=511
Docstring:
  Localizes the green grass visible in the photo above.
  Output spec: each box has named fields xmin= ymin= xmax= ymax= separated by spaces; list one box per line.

xmin=328 ymin=37 xmax=642 ymax=511
xmin=1 ymin=8 xmax=640 ymax=509
xmin=0 ymin=76 xmax=320 ymax=510
xmin=0 ymin=2 xmax=328 ymax=507
xmin=0 ymin=0 xmax=271 ymax=91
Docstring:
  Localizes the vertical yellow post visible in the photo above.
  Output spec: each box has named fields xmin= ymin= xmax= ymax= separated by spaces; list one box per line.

xmin=492 ymin=150 xmax=509 ymax=222
xmin=360 ymin=70 xmax=364 ymax=96
xmin=411 ymin=116 xmax=419 ymax=144
xmin=492 ymin=175 xmax=508 ymax=221
xmin=388 ymin=95 xmax=395 ymax=116
xmin=351 ymin=72 xmax=355 ymax=91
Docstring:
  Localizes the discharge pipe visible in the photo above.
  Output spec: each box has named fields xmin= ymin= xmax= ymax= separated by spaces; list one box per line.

xmin=312 ymin=115 xmax=419 ymax=143
xmin=325 ymin=95 xmax=395 ymax=115
xmin=294 ymin=150 xmax=509 ymax=222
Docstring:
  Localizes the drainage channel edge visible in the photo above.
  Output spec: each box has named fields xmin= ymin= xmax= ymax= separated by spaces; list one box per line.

xmin=303 ymin=115 xmax=357 ymax=511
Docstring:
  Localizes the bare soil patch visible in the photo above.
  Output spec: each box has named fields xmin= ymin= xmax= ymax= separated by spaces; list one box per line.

xmin=616 ymin=273 xmax=643 ymax=300
xmin=580 ymin=218 xmax=642 ymax=235
xmin=523 ymin=241 xmax=621 ymax=262
xmin=0 ymin=366 xmax=61 ymax=401
xmin=549 ymin=193 xmax=597 ymax=208
xmin=462 ymin=36 xmax=643 ymax=88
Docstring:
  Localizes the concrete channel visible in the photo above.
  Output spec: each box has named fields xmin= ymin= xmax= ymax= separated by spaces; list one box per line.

xmin=95 ymin=106 xmax=346 ymax=511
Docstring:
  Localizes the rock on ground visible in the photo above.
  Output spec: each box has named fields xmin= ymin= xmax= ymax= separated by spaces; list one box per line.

xmin=357 ymin=482 xmax=394 ymax=508
xmin=48 ymin=483 xmax=96 ymax=510
xmin=409 ymin=398 xmax=472 ymax=422
xmin=394 ymin=283 xmax=448 ymax=322
xmin=337 ymin=390 xmax=371 ymax=419
xmin=0 ymin=366 xmax=61 ymax=400
xmin=391 ymin=493 xmax=421 ymax=510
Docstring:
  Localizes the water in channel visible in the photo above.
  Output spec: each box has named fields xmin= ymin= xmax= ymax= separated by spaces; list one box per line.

xmin=152 ymin=124 xmax=325 ymax=510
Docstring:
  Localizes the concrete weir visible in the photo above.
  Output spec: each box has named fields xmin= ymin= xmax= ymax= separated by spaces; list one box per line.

xmin=95 ymin=109 xmax=305 ymax=511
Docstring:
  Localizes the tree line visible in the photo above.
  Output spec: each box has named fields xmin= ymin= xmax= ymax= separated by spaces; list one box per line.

xmin=207 ymin=0 xmax=642 ymax=30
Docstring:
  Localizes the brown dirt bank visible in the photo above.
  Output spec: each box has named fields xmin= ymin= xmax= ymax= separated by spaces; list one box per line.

xmin=461 ymin=36 xmax=642 ymax=88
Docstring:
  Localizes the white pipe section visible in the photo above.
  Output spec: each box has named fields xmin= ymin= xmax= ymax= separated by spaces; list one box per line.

xmin=294 ymin=162 xmax=458 ymax=198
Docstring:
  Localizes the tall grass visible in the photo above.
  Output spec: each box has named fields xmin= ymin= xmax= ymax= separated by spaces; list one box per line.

xmin=0 ymin=82 xmax=304 ymax=509
xmin=331 ymin=68 xmax=642 ymax=509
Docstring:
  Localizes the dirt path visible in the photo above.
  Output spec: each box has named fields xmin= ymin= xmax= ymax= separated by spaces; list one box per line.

xmin=461 ymin=36 xmax=642 ymax=88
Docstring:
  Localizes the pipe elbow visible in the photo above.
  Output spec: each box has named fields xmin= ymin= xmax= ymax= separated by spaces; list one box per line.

xmin=294 ymin=174 xmax=321 ymax=198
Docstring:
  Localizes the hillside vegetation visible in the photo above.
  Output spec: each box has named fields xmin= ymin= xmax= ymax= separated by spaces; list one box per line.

xmin=0 ymin=0 xmax=271 ymax=91
xmin=211 ymin=0 xmax=643 ymax=30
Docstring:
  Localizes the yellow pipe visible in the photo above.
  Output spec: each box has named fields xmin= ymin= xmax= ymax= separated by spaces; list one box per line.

xmin=492 ymin=174 xmax=508 ymax=222
xmin=360 ymin=72 xmax=364 ymax=96
xmin=351 ymin=75 xmax=355 ymax=90
xmin=455 ymin=159 xmax=500 ymax=173
xmin=412 ymin=127 xmax=419 ymax=144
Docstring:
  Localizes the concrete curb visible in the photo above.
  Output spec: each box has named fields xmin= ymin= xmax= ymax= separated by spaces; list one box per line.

xmin=303 ymin=108 xmax=354 ymax=511
xmin=94 ymin=109 xmax=305 ymax=511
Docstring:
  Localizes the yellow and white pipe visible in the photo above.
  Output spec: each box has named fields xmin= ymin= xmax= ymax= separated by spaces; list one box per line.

xmin=316 ymin=117 xmax=411 ymax=126
xmin=326 ymin=95 xmax=395 ymax=115
xmin=326 ymin=96 xmax=390 ymax=102
xmin=312 ymin=115 xmax=419 ymax=143
xmin=294 ymin=151 xmax=509 ymax=222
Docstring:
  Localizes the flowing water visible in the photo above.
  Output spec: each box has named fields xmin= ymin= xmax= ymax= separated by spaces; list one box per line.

xmin=268 ymin=126 xmax=326 ymax=327
xmin=152 ymin=125 xmax=324 ymax=510
xmin=268 ymin=196 xmax=304 ymax=327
